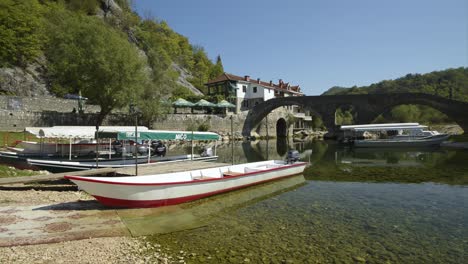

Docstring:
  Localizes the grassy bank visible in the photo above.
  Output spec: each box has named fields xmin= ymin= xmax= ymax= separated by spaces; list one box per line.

xmin=0 ymin=165 xmax=37 ymax=178
xmin=0 ymin=131 xmax=39 ymax=147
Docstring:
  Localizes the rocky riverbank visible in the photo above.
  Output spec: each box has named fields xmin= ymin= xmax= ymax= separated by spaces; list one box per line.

xmin=0 ymin=187 xmax=180 ymax=263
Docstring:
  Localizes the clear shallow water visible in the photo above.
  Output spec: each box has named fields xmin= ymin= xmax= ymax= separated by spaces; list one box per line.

xmin=143 ymin=140 xmax=467 ymax=263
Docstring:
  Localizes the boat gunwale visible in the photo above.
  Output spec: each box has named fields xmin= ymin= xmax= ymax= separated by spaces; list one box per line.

xmin=91 ymin=173 xmax=305 ymax=208
xmin=64 ymin=162 xmax=307 ymax=186
xmin=354 ymin=134 xmax=450 ymax=144
xmin=28 ymin=155 xmax=218 ymax=169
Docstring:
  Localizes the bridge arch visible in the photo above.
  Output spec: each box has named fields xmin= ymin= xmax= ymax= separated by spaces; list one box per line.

xmin=244 ymin=98 xmax=329 ymax=138
xmin=369 ymin=98 xmax=461 ymax=125
xmin=243 ymin=93 xmax=468 ymax=137
xmin=276 ymin=118 xmax=287 ymax=137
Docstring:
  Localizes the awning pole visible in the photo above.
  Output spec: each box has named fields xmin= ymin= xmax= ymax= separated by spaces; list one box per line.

xmin=191 ymin=131 xmax=194 ymax=160
xmin=95 ymin=126 xmax=99 ymax=169
xmin=214 ymin=140 xmax=217 ymax=156
xmin=69 ymin=137 xmax=72 ymax=161
xmin=148 ymin=140 xmax=151 ymax=164
xmin=231 ymin=116 xmax=234 ymax=165
xmin=135 ymin=117 xmax=138 ymax=176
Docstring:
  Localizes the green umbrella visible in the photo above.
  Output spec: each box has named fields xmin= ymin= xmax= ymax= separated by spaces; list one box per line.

xmin=216 ymin=100 xmax=236 ymax=108
xmin=194 ymin=99 xmax=217 ymax=107
xmin=172 ymin=98 xmax=194 ymax=107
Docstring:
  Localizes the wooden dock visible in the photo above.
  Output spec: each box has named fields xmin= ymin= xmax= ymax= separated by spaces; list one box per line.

xmin=0 ymin=161 xmax=230 ymax=185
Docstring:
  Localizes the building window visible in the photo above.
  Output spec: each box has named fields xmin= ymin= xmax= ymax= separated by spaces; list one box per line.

xmin=253 ymin=87 xmax=257 ymax=93
xmin=242 ymin=85 xmax=246 ymax=93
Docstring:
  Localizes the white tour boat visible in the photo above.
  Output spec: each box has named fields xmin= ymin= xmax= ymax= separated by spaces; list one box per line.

xmin=65 ymin=160 xmax=307 ymax=208
xmin=340 ymin=123 xmax=450 ymax=148
xmin=25 ymin=129 xmax=221 ymax=172
xmin=4 ymin=126 xmax=150 ymax=157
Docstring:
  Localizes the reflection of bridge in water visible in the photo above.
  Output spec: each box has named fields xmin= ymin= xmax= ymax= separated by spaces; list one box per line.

xmin=238 ymin=139 xmax=456 ymax=170
xmin=243 ymin=93 xmax=468 ymax=137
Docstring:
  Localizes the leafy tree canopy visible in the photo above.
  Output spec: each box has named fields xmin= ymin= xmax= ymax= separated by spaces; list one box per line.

xmin=1 ymin=0 xmax=225 ymax=125
xmin=0 ymin=0 xmax=45 ymax=67
xmin=45 ymin=7 xmax=148 ymax=124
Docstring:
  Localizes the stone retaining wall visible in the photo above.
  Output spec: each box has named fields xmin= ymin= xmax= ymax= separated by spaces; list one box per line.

xmin=0 ymin=95 xmax=293 ymax=137
xmin=0 ymin=95 xmax=101 ymax=113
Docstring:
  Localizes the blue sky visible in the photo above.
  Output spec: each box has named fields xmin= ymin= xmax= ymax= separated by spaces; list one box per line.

xmin=134 ymin=0 xmax=467 ymax=95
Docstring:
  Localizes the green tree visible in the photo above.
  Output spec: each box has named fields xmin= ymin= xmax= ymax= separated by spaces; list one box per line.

xmin=134 ymin=20 xmax=181 ymax=126
xmin=46 ymin=9 xmax=148 ymax=124
xmin=190 ymin=45 xmax=212 ymax=93
xmin=65 ymin=0 xmax=99 ymax=15
xmin=209 ymin=55 xmax=224 ymax=80
xmin=0 ymin=0 xmax=45 ymax=66
xmin=389 ymin=105 xmax=420 ymax=123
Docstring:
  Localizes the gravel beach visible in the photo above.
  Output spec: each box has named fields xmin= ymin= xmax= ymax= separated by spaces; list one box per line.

xmin=0 ymin=188 xmax=178 ymax=264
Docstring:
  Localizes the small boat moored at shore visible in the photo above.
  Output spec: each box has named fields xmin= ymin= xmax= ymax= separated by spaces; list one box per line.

xmin=340 ymin=123 xmax=450 ymax=148
xmin=27 ymin=154 xmax=218 ymax=172
xmin=1 ymin=127 xmax=220 ymax=172
xmin=65 ymin=160 xmax=307 ymax=208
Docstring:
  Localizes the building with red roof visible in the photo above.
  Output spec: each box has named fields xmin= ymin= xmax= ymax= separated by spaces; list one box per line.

xmin=205 ymin=73 xmax=304 ymax=113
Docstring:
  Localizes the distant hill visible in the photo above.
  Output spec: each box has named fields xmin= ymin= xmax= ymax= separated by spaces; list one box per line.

xmin=322 ymin=67 xmax=468 ymax=102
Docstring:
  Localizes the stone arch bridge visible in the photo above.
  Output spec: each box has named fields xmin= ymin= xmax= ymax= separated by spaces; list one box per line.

xmin=242 ymin=93 xmax=468 ymax=137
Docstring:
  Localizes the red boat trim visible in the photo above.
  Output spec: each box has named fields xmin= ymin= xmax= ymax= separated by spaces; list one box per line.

xmin=92 ymin=172 xmax=302 ymax=208
xmin=64 ymin=162 xmax=307 ymax=186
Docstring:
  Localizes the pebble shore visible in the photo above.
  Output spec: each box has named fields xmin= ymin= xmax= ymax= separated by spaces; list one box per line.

xmin=0 ymin=188 xmax=179 ymax=264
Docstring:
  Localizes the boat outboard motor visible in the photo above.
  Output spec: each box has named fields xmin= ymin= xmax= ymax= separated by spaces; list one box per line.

xmin=286 ymin=150 xmax=300 ymax=164
xmin=136 ymin=144 xmax=148 ymax=155
xmin=150 ymin=141 xmax=167 ymax=157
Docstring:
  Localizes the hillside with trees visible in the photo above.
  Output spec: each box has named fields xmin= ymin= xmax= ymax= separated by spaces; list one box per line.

xmin=322 ymin=68 xmax=468 ymax=125
xmin=0 ymin=0 xmax=224 ymax=125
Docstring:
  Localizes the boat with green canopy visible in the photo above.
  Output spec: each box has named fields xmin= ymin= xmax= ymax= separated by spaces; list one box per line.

xmin=26 ymin=129 xmax=221 ymax=172
xmin=97 ymin=130 xmax=220 ymax=141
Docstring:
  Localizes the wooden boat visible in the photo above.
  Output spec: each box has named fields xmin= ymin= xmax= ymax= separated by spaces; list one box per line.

xmin=7 ymin=140 xmax=113 ymax=156
xmin=27 ymin=154 xmax=218 ymax=173
xmin=5 ymin=126 xmax=149 ymax=157
xmin=2 ymin=127 xmax=220 ymax=172
xmin=340 ymin=123 xmax=450 ymax=148
xmin=65 ymin=160 xmax=307 ymax=208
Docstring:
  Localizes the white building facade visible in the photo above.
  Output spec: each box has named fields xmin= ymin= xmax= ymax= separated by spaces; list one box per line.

xmin=206 ymin=73 xmax=303 ymax=113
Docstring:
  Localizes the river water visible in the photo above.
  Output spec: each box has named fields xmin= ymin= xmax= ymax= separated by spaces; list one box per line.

xmin=138 ymin=139 xmax=467 ymax=263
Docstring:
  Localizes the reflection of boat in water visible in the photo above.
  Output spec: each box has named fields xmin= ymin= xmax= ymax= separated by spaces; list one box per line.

xmin=65 ymin=160 xmax=307 ymax=208
xmin=117 ymin=175 xmax=306 ymax=236
xmin=340 ymin=123 xmax=450 ymax=148
xmin=335 ymin=148 xmax=447 ymax=168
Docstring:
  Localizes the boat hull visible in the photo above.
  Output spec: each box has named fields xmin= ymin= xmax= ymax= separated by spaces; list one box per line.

xmin=27 ymin=155 xmax=218 ymax=173
xmin=9 ymin=141 xmax=113 ymax=156
xmin=353 ymin=134 xmax=450 ymax=148
xmin=65 ymin=161 xmax=307 ymax=208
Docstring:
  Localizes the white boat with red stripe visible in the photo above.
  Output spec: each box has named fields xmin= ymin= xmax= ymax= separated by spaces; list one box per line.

xmin=65 ymin=160 xmax=307 ymax=208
